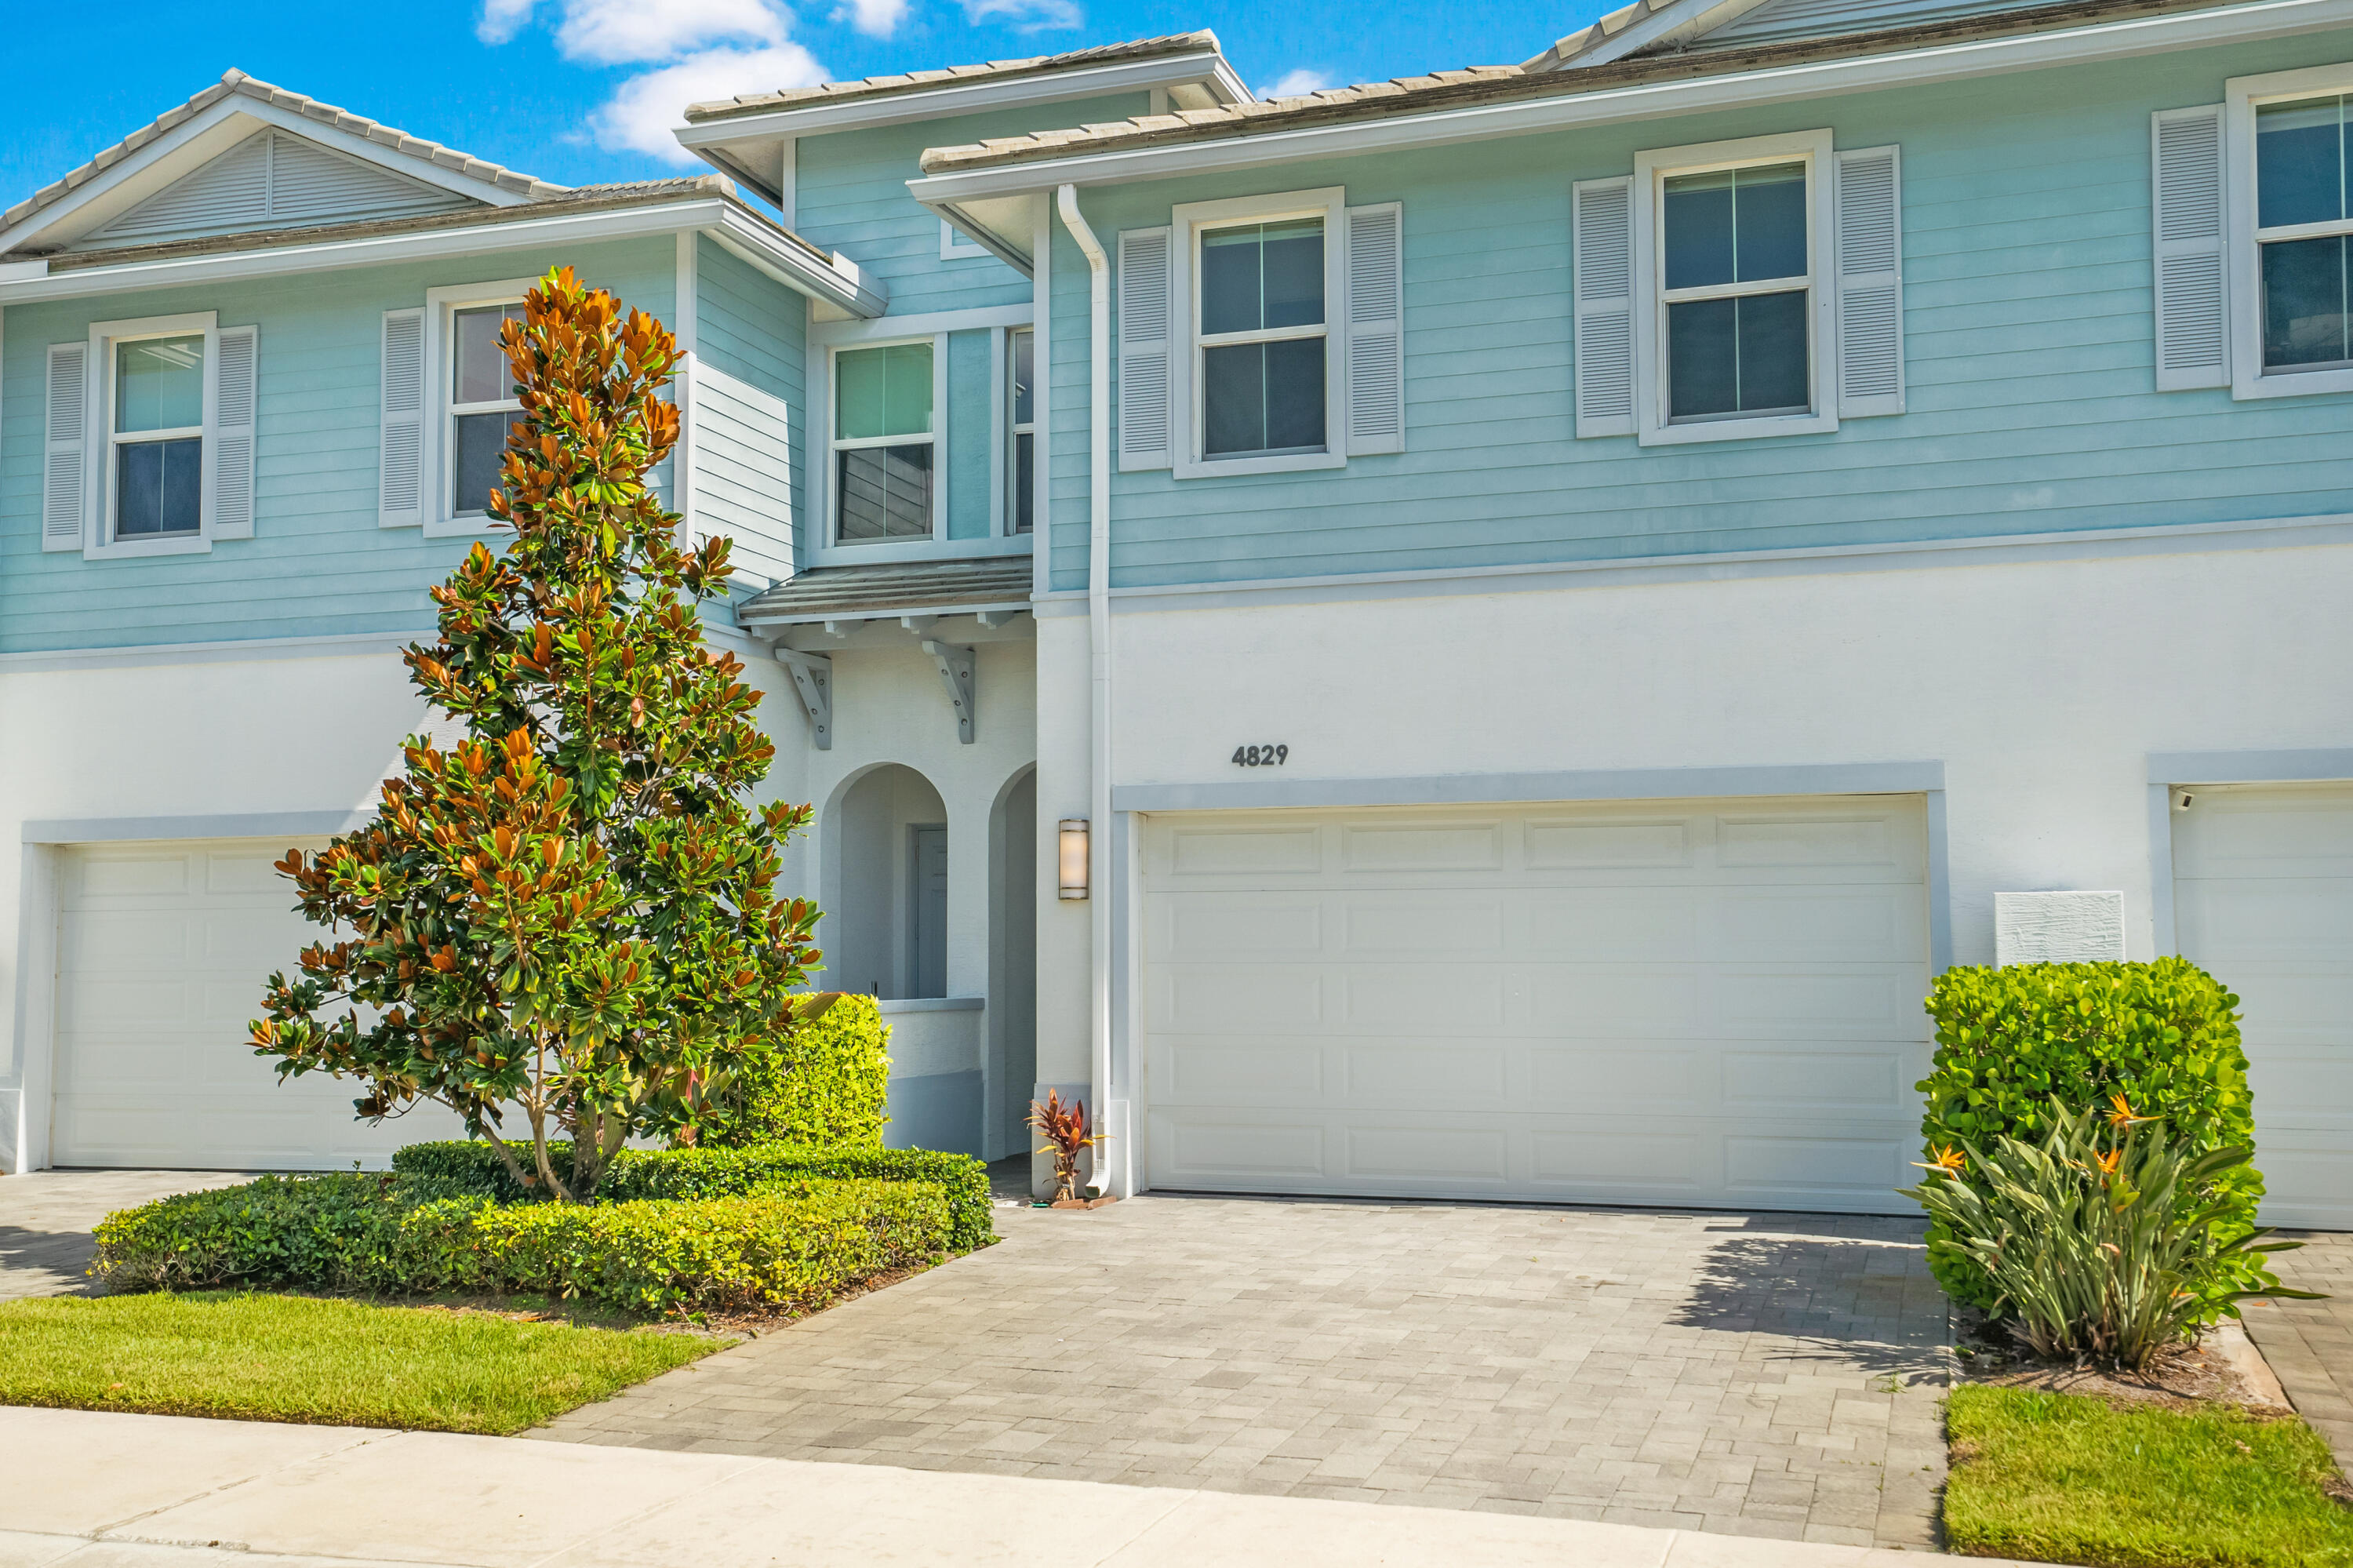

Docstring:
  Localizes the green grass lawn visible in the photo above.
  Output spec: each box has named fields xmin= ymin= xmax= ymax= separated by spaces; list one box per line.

xmin=1945 ymin=1384 xmax=2353 ymax=1567
xmin=0 ymin=1291 xmax=721 ymax=1435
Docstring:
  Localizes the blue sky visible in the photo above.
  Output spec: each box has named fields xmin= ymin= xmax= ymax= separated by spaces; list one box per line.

xmin=4 ymin=2 xmax=1606 ymax=215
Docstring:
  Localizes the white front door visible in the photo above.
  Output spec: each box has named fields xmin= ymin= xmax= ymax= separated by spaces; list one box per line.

xmin=2173 ymin=784 xmax=2353 ymax=1230
xmin=1140 ymin=795 xmax=1933 ymax=1213
xmin=51 ymin=839 xmax=460 ymax=1169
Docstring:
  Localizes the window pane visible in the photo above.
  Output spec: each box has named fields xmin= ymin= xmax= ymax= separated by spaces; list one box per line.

xmin=837 ymin=442 xmax=933 ymax=540
xmin=836 ymin=344 xmax=934 ymax=440
xmin=2261 ymin=234 xmax=2351 ymax=368
xmin=1664 ymin=162 xmax=1807 ymax=290
xmin=115 ymin=335 xmax=205 ymax=433
xmin=1202 ymin=337 xmax=1326 ymax=457
xmin=1667 ymin=289 xmax=1809 ymax=420
xmin=1201 ymin=219 xmax=1325 ymax=334
xmin=116 ymin=437 xmax=202 ymax=537
xmin=453 ymin=409 xmax=522 ymax=516
xmin=1010 ymin=328 xmax=1035 ymax=426
xmin=453 ymin=304 xmax=525 ymax=406
xmin=1013 ymin=431 xmax=1034 ymax=533
xmin=2257 ymin=95 xmax=2347 ymax=230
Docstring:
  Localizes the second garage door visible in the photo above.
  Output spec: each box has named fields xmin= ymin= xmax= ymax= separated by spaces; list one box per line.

xmin=1141 ymin=795 xmax=1933 ymax=1213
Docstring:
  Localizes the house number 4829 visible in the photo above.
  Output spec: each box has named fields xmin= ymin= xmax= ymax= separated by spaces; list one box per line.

xmin=1231 ymin=744 xmax=1289 ymax=767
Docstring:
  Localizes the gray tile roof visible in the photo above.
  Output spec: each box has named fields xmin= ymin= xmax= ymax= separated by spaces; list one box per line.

xmin=737 ymin=558 xmax=1036 ymax=624
xmin=2 ymin=69 xmax=567 ymax=238
xmin=684 ymin=31 xmax=1224 ymax=123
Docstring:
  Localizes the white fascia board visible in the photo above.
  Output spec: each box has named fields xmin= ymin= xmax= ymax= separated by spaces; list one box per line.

xmin=910 ymin=0 xmax=2353 ymax=206
xmin=0 ymin=198 xmax=882 ymax=318
xmin=676 ymin=49 xmax=1246 ymax=151
xmin=0 ymin=96 xmax=533 ymax=254
xmin=1562 ymin=0 xmax=1784 ymax=69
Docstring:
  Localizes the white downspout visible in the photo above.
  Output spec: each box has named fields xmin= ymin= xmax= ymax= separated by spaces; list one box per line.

xmin=1056 ymin=184 xmax=1122 ymax=1196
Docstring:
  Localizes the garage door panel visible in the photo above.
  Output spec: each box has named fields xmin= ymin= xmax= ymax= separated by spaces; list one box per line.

xmin=1157 ymin=968 xmax=1325 ymax=1030
xmin=60 ymin=909 xmax=201 ymax=969
xmin=2177 ymin=882 xmax=2353 ymax=959
xmin=1530 ymin=1129 xmax=1704 ymax=1190
xmin=1163 ymin=824 xmax=1322 ymax=877
xmin=1722 ymin=1050 xmax=1910 ymax=1112
xmin=1155 ymin=896 xmax=1324 ymax=957
xmin=1526 ymin=818 xmax=1696 ymax=870
xmin=1713 ymin=888 xmax=1923 ymax=962
xmin=1345 ymin=1124 xmax=1509 ymax=1182
xmin=1341 ymin=1043 xmax=1509 ymax=1103
xmin=1344 ymin=897 xmax=1504 ymax=955
xmin=71 ymin=850 xmax=193 ymax=900
xmin=1340 ymin=821 xmax=1504 ymax=873
xmin=1153 ymin=1039 xmax=1326 ymax=1098
xmin=1527 ymin=1047 xmax=1700 ymax=1111
xmin=1528 ymin=970 xmax=1705 ymax=1031
xmin=1722 ymin=1133 xmax=1910 ymax=1200
xmin=1342 ymin=970 xmax=1505 ymax=1026
xmin=2251 ymin=1140 xmax=2353 ymax=1229
xmin=1529 ymin=889 xmax=1700 ymax=956
xmin=1151 ymin=1113 xmax=1329 ymax=1184
xmin=1718 ymin=813 xmax=1911 ymax=872
xmin=1714 ymin=969 xmax=1925 ymax=1032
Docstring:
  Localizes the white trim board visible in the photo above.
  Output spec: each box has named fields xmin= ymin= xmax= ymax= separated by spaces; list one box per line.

xmin=2148 ymin=748 xmax=2353 ymax=782
xmin=810 ymin=302 xmax=1034 ymax=346
xmin=0 ymin=629 xmax=430 ymax=674
xmin=1027 ymin=510 xmax=2353 ymax=617
xmin=21 ymin=809 xmax=376 ymax=845
xmin=908 ymin=0 xmax=2353 ymax=205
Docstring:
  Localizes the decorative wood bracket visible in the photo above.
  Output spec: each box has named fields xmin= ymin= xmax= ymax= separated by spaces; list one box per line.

xmin=773 ymin=648 xmax=834 ymax=750
xmin=921 ymin=638 xmax=976 ymax=744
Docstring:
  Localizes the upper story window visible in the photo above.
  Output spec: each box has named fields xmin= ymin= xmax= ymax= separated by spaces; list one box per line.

xmin=1199 ymin=217 xmax=1327 ymax=458
xmin=448 ymin=302 xmax=526 ymax=518
xmin=110 ymin=334 xmax=205 ymax=539
xmin=832 ymin=340 xmax=936 ymax=544
xmin=1008 ymin=327 xmax=1035 ymax=534
xmin=2254 ymin=93 xmax=2353 ymax=372
xmin=1660 ymin=163 xmax=1811 ymax=422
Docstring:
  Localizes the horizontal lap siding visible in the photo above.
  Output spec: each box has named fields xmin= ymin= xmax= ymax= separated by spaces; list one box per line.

xmin=0 ymin=238 xmax=676 ymax=653
xmin=1046 ymin=31 xmax=2353 ymax=593
xmin=693 ymin=235 xmax=805 ymax=562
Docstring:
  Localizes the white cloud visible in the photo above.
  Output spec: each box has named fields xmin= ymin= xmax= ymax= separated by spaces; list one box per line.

xmin=962 ymin=0 xmax=1084 ymax=32
xmin=1258 ymin=68 xmax=1334 ymax=100
xmin=477 ymin=0 xmax=536 ymax=45
xmin=838 ymin=0 xmax=910 ymax=38
xmin=477 ymin=0 xmax=791 ymax=65
xmin=591 ymin=44 xmax=829 ymax=162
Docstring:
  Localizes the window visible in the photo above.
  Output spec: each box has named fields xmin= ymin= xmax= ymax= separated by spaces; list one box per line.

xmin=109 ymin=334 xmax=205 ymax=539
xmin=1007 ymin=327 xmax=1035 ymax=534
xmin=448 ymin=302 xmax=526 ymax=518
xmin=1198 ymin=217 xmax=1327 ymax=458
xmin=832 ymin=341 xmax=936 ymax=544
xmin=2253 ymin=93 xmax=2353 ymax=372
xmin=1660 ymin=163 xmax=1811 ymax=421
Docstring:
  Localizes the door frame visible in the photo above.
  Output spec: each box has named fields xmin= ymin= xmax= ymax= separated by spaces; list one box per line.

xmin=2146 ymin=748 xmax=2353 ymax=955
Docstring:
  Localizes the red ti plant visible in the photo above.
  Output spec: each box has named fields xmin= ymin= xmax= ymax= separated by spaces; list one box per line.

xmin=1026 ymin=1091 xmax=1105 ymax=1202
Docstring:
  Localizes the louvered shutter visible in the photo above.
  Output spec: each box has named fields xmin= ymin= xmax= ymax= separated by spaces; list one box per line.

xmin=209 ymin=325 xmax=259 ymax=539
xmin=380 ymin=307 xmax=425 ymax=526
xmin=1344 ymin=202 xmax=1406 ymax=456
xmin=42 ymin=343 xmax=88 ymax=552
xmin=1833 ymin=146 xmax=1904 ymax=418
xmin=1116 ymin=226 xmax=1172 ymax=471
xmin=1572 ymin=176 xmax=1635 ymax=438
xmin=2152 ymin=105 xmax=2229 ymax=391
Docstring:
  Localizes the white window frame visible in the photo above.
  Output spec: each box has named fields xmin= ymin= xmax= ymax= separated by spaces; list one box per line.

xmin=1169 ymin=186 xmax=1347 ymax=479
xmin=421 ymin=277 xmax=532 ymax=539
xmin=1632 ymin=129 xmax=1838 ymax=447
xmin=824 ymin=333 xmax=949 ymax=550
xmin=1006 ymin=325 xmax=1036 ymax=535
xmin=2227 ymin=61 xmax=2353 ymax=400
xmin=941 ymin=218 xmax=989 ymax=261
xmin=83 ymin=310 xmax=220 ymax=560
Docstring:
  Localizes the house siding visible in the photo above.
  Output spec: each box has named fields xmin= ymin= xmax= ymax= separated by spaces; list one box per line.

xmin=693 ymin=234 xmax=806 ymax=564
xmin=0 ymin=238 xmax=676 ymax=655
xmin=1046 ymin=31 xmax=2353 ymax=593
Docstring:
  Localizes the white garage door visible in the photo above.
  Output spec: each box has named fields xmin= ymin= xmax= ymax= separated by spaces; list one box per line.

xmin=53 ymin=839 xmax=458 ymax=1169
xmin=2173 ymin=784 xmax=2353 ymax=1230
xmin=1140 ymin=796 xmax=1933 ymax=1213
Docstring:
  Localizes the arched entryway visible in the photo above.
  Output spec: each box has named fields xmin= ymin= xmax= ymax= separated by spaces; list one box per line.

xmin=824 ymin=762 xmax=950 ymax=1000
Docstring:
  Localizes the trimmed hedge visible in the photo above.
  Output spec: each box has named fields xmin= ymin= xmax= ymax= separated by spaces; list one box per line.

xmin=89 ymin=1171 xmax=950 ymax=1315
xmin=1917 ymin=958 xmax=2264 ymax=1315
xmin=391 ymin=1141 xmax=994 ymax=1253
xmin=700 ymin=993 xmax=891 ymax=1149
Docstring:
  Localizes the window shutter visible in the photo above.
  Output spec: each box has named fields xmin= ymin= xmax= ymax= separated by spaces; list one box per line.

xmin=1344 ymin=202 xmax=1406 ymax=456
xmin=379 ymin=307 xmax=425 ymax=526
xmin=1572 ymin=176 xmax=1635 ymax=438
xmin=1834 ymin=145 xmax=1904 ymax=418
xmin=42 ymin=342 xmax=88 ymax=552
xmin=209 ymin=324 xmax=259 ymax=539
xmin=1116 ymin=226 xmax=1172 ymax=471
xmin=2152 ymin=105 xmax=2229 ymax=391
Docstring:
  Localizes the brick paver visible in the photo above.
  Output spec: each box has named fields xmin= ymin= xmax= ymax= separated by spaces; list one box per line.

xmin=536 ymin=1193 xmax=1951 ymax=1548
xmin=0 ymin=1170 xmax=251 ymax=1300
xmin=2243 ymin=1230 xmax=2353 ymax=1472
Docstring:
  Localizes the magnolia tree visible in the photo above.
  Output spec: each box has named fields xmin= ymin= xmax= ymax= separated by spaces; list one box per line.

xmin=250 ymin=267 xmax=819 ymax=1202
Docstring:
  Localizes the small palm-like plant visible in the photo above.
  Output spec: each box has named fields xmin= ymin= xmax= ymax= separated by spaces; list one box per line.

xmin=1025 ymin=1091 xmax=1104 ymax=1203
xmin=1903 ymin=1099 xmax=2317 ymax=1371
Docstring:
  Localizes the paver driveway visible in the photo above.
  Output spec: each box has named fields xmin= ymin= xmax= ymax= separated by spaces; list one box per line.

xmin=0 ymin=1170 xmax=251 ymax=1301
xmin=537 ymin=1192 xmax=1951 ymax=1548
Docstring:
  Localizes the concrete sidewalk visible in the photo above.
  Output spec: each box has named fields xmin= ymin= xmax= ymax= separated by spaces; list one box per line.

xmin=0 ymin=1406 xmax=2008 ymax=1568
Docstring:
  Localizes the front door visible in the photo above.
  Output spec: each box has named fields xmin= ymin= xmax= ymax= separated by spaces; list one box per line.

xmin=911 ymin=824 xmax=948 ymax=999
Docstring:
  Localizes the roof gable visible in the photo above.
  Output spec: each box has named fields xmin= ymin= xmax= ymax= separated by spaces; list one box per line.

xmin=82 ymin=129 xmax=472 ymax=251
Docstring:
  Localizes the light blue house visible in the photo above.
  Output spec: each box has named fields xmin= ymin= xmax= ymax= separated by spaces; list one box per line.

xmin=2 ymin=4 xmax=2350 ymax=1230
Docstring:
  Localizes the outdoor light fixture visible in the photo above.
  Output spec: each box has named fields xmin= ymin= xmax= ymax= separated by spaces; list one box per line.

xmin=1057 ymin=819 xmax=1090 ymax=900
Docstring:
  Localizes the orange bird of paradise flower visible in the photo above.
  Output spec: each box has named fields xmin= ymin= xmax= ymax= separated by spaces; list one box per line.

xmin=2108 ymin=1093 xmax=2155 ymax=1129
xmin=1911 ymin=1145 xmax=1966 ymax=1176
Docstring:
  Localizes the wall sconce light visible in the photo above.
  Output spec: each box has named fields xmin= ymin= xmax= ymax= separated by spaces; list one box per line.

xmin=1057 ymin=819 xmax=1090 ymax=900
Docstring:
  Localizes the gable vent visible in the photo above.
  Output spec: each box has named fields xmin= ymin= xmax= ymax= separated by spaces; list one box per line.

xmin=86 ymin=130 xmax=471 ymax=249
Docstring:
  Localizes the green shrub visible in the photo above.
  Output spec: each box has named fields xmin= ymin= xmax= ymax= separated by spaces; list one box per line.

xmin=699 ymin=994 xmax=890 ymax=1150
xmin=89 ymin=1172 xmax=949 ymax=1315
xmin=1903 ymin=1103 xmax=2308 ymax=1368
xmin=392 ymin=1140 xmax=994 ymax=1253
xmin=1917 ymin=959 xmax=2262 ymax=1312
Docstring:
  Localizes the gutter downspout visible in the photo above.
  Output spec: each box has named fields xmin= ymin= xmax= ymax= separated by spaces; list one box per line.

xmin=1056 ymin=184 xmax=1121 ymax=1197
